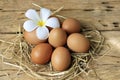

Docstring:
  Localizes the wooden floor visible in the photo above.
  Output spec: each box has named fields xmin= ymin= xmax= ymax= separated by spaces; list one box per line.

xmin=0 ymin=0 xmax=120 ymax=80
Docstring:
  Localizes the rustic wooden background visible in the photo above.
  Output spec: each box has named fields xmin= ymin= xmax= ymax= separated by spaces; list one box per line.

xmin=0 ymin=0 xmax=120 ymax=80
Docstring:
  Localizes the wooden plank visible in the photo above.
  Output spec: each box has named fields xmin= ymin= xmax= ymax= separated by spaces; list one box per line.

xmin=0 ymin=11 xmax=25 ymax=32
xmin=0 ymin=31 xmax=120 ymax=80
xmin=0 ymin=0 xmax=120 ymax=80
xmin=0 ymin=10 xmax=120 ymax=32
xmin=87 ymin=31 xmax=120 ymax=80
xmin=0 ymin=0 xmax=120 ymax=32
xmin=0 ymin=0 xmax=120 ymax=10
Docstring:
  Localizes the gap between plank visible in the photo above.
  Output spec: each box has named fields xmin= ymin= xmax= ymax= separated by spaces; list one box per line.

xmin=0 ymin=30 xmax=120 ymax=34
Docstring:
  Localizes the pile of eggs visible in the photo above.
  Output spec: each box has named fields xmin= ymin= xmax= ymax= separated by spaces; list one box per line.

xmin=24 ymin=18 xmax=90 ymax=71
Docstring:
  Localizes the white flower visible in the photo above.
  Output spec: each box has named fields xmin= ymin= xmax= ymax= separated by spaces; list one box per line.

xmin=23 ymin=8 xmax=60 ymax=40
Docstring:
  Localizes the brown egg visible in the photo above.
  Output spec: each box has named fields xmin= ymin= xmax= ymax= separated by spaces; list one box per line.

xmin=24 ymin=30 xmax=46 ymax=45
xmin=62 ymin=18 xmax=81 ymax=34
xmin=51 ymin=47 xmax=71 ymax=71
xmin=48 ymin=28 xmax=67 ymax=47
xmin=31 ymin=43 xmax=53 ymax=64
xmin=67 ymin=33 xmax=90 ymax=53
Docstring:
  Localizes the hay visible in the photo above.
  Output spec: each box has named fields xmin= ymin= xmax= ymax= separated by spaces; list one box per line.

xmin=0 ymin=29 xmax=105 ymax=80
xmin=0 ymin=4 xmax=108 ymax=80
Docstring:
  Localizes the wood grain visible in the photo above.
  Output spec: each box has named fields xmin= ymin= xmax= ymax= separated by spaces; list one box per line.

xmin=0 ymin=10 xmax=120 ymax=32
xmin=0 ymin=0 xmax=120 ymax=80
xmin=0 ymin=0 xmax=120 ymax=10
xmin=0 ymin=0 xmax=120 ymax=32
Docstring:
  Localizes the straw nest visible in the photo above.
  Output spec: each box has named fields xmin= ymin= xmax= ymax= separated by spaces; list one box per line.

xmin=0 ymin=5 xmax=107 ymax=80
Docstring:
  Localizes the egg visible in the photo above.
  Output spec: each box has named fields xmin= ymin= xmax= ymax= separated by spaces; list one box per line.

xmin=31 ymin=43 xmax=53 ymax=64
xmin=51 ymin=47 xmax=71 ymax=71
xmin=67 ymin=33 xmax=90 ymax=53
xmin=24 ymin=30 xmax=46 ymax=45
xmin=62 ymin=18 xmax=81 ymax=34
xmin=48 ymin=28 xmax=67 ymax=47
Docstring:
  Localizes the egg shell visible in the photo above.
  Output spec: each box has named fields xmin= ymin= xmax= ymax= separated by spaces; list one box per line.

xmin=31 ymin=43 xmax=53 ymax=64
xmin=67 ymin=33 xmax=90 ymax=53
xmin=51 ymin=47 xmax=71 ymax=71
xmin=62 ymin=18 xmax=81 ymax=34
xmin=24 ymin=30 xmax=46 ymax=45
xmin=48 ymin=28 xmax=67 ymax=47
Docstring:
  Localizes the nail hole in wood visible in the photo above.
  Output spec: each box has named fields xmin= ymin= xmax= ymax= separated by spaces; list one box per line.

xmin=113 ymin=22 xmax=119 ymax=24
xmin=113 ymin=22 xmax=119 ymax=27
xmin=101 ymin=2 xmax=109 ymax=4
xmin=105 ymin=9 xmax=112 ymax=11
xmin=21 ymin=13 xmax=24 ymax=14
xmin=102 ymin=24 xmax=108 ymax=27
xmin=16 ymin=32 xmax=23 ymax=34
xmin=83 ymin=9 xmax=94 ymax=11
xmin=117 ymin=61 xmax=120 ymax=63
xmin=98 ymin=20 xmax=101 ymax=22
xmin=114 ymin=25 xmax=119 ymax=27
xmin=106 ymin=6 xmax=114 ymax=8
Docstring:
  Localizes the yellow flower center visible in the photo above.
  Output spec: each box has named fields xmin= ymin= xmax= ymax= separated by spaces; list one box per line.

xmin=37 ymin=21 xmax=45 ymax=27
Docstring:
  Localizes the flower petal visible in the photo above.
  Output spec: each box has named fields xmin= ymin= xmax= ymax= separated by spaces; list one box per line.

xmin=36 ymin=27 xmax=49 ymax=40
xmin=40 ymin=8 xmax=52 ymax=21
xmin=23 ymin=20 xmax=37 ymax=32
xmin=46 ymin=17 xmax=60 ymax=28
xmin=25 ymin=9 xmax=40 ymax=21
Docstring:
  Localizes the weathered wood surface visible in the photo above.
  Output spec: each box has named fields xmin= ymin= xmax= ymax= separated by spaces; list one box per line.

xmin=0 ymin=0 xmax=120 ymax=80
xmin=0 ymin=0 xmax=120 ymax=32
